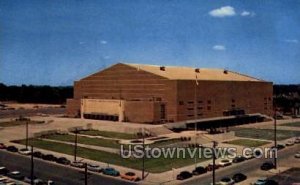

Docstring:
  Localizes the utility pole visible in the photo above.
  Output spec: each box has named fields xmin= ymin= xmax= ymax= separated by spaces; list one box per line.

xmin=194 ymin=73 xmax=198 ymax=168
xmin=142 ymin=128 xmax=145 ymax=180
xmin=212 ymin=141 xmax=217 ymax=185
xmin=26 ymin=121 xmax=29 ymax=149
xmin=30 ymin=146 xmax=34 ymax=185
xmin=274 ymin=107 xmax=277 ymax=169
xmin=85 ymin=163 xmax=88 ymax=185
xmin=74 ymin=129 xmax=78 ymax=162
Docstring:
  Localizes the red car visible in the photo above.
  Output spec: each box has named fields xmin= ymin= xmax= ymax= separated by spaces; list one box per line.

xmin=0 ymin=143 xmax=7 ymax=149
xmin=206 ymin=163 xmax=221 ymax=171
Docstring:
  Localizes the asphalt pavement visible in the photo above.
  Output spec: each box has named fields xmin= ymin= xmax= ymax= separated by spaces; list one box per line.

xmin=181 ymin=144 xmax=299 ymax=185
xmin=0 ymin=150 xmax=135 ymax=185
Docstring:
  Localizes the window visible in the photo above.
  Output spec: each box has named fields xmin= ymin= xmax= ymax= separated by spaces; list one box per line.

xmin=207 ymin=100 xmax=211 ymax=104
xmin=187 ymin=114 xmax=194 ymax=117
xmin=197 ymin=107 xmax=203 ymax=110
xmin=231 ymin=104 xmax=235 ymax=108
xmin=198 ymin=101 xmax=203 ymax=104
xmin=207 ymin=106 xmax=211 ymax=110
xmin=188 ymin=101 xmax=194 ymax=104
xmin=179 ymin=101 xmax=184 ymax=105
xmin=187 ymin=108 xmax=194 ymax=110
xmin=197 ymin=113 xmax=203 ymax=116
xmin=232 ymin=99 xmax=235 ymax=103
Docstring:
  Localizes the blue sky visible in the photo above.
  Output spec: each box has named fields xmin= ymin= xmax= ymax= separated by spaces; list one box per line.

xmin=0 ymin=0 xmax=299 ymax=85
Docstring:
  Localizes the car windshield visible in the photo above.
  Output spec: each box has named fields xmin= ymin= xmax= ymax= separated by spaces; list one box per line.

xmin=126 ymin=172 xmax=135 ymax=176
xmin=221 ymin=177 xmax=230 ymax=182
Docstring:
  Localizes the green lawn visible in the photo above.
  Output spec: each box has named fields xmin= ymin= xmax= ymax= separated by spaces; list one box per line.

xmin=225 ymin=139 xmax=270 ymax=147
xmin=42 ymin=134 xmax=121 ymax=149
xmin=0 ymin=120 xmax=44 ymax=127
xmin=232 ymin=128 xmax=300 ymax=141
xmin=77 ymin=130 xmax=137 ymax=140
xmin=281 ymin=122 xmax=300 ymax=127
xmin=14 ymin=139 xmax=210 ymax=173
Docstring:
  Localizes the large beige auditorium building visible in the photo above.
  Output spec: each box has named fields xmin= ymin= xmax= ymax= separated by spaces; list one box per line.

xmin=66 ymin=63 xmax=273 ymax=124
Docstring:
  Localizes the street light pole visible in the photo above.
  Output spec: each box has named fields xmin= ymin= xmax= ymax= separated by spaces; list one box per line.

xmin=142 ymin=128 xmax=145 ymax=180
xmin=212 ymin=141 xmax=217 ymax=185
xmin=74 ymin=129 xmax=78 ymax=162
xmin=85 ymin=163 xmax=88 ymax=185
xmin=274 ymin=107 xmax=277 ymax=169
xmin=26 ymin=121 xmax=29 ymax=150
xmin=30 ymin=146 xmax=34 ymax=185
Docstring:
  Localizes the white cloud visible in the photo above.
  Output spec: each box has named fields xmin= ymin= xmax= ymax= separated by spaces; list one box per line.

xmin=100 ymin=40 xmax=107 ymax=44
xmin=213 ymin=45 xmax=226 ymax=51
xmin=241 ymin=11 xmax=255 ymax=17
xmin=284 ymin=39 xmax=298 ymax=44
xmin=209 ymin=6 xmax=236 ymax=17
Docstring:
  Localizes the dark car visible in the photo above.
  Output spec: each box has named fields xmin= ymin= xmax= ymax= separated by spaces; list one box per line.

xmin=0 ymin=166 xmax=9 ymax=175
xmin=176 ymin=171 xmax=192 ymax=180
xmin=260 ymin=162 xmax=274 ymax=171
xmin=56 ymin=157 xmax=71 ymax=165
xmin=42 ymin=154 xmax=57 ymax=161
xmin=192 ymin=166 xmax=207 ymax=175
xmin=265 ymin=179 xmax=279 ymax=185
xmin=33 ymin=151 xmax=43 ymax=158
xmin=7 ymin=171 xmax=24 ymax=180
xmin=232 ymin=173 xmax=247 ymax=183
xmin=232 ymin=156 xmax=246 ymax=163
xmin=6 ymin=146 xmax=18 ymax=152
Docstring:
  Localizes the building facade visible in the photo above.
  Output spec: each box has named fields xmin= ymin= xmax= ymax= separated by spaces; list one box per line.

xmin=66 ymin=63 xmax=273 ymax=123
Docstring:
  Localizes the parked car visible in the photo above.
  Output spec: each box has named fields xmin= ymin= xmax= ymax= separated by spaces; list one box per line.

xmin=120 ymin=172 xmax=140 ymax=181
xmin=295 ymin=138 xmax=300 ymax=144
xmin=7 ymin=171 xmax=24 ymax=181
xmin=192 ymin=166 xmax=207 ymax=175
xmin=219 ymin=159 xmax=232 ymax=167
xmin=0 ymin=167 xmax=9 ymax=175
xmin=264 ymin=179 xmax=278 ymax=185
xmin=6 ymin=146 xmax=18 ymax=153
xmin=87 ymin=164 xmax=102 ymax=172
xmin=206 ymin=163 xmax=221 ymax=171
xmin=33 ymin=151 xmax=43 ymax=158
xmin=260 ymin=162 xmax=274 ymax=171
xmin=18 ymin=148 xmax=31 ymax=155
xmin=70 ymin=161 xmax=85 ymax=168
xmin=232 ymin=173 xmax=247 ymax=183
xmin=244 ymin=151 xmax=254 ymax=160
xmin=286 ymin=140 xmax=294 ymax=146
xmin=102 ymin=168 xmax=120 ymax=176
xmin=24 ymin=176 xmax=37 ymax=183
xmin=0 ymin=175 xmax=9 ymax=183
xmin=56 ymin=157 xmax=71 ymax=165
xmin=176 ymin=171 xmax=192 ymax=180
xmin=42 ymin=154 xmax=57 ymax=161
xmin=219 ymin=177 xmax=235 ymax=185
xmin=295 ymin=152 xmax=300 ymax=158
xmin=0 ymin=143 xmax=7 ymax=149
xmin=254 ymin=177 xmax=268 ymax=185
xmin=232 ymin=155 xmax=246 ymax=163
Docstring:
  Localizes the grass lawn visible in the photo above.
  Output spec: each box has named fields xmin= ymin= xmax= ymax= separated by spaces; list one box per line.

xmin=232 ymin=128 xmax=300 ymax=141
xmin=0 ymin=120 xmax=44 ymax=127
xmin=14 ymin=139 xmax=210 ymax=173
xmin=77 ymin=130 xmax=137 ymax=140
xmin=225 ymin=139 xmax=270 ymax=147
xmin=42 ymin=134 xmax=121 ymax=149
xmin=281 ymin=122 xmax=300 ymax=127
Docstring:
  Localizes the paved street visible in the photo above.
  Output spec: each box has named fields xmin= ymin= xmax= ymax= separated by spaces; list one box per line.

xmin=0 ymin=150 xmax=135 ymax=185
xmin=180 ymin=145 xmax=300 ymax=185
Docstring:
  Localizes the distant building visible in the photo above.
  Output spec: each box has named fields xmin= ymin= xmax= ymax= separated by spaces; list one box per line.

xmin=66 ymin=63 xmax=273 ymax=124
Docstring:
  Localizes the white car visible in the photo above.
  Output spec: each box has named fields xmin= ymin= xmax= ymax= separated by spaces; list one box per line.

xmin=219 ymin=177 xmax=235 ymax=185
xmin=295 ymin=152 xmax=300 ymax=158
xmin=219 ymin=159 xmax=232 ymax=167
xmin=87 ymin=164 xmax=102 ymax=172
xmin=18 ymin=148 xmax=31 ymax=155
xmin=286 ymin=140 xmax=294 ymax=146
xmin=0 ymin=175 xmax=9 ymax=182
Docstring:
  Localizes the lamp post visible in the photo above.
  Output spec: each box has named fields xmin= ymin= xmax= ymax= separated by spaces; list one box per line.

xmin=74 ymin=129 xmax=78 ymax=162
xmin=212 ymin=141 xmax=217 ymax=185
xmin=274 ymin=107 xmax=277 ymax=169
xmin=26 ymin=121 xmax=29 ymax=150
